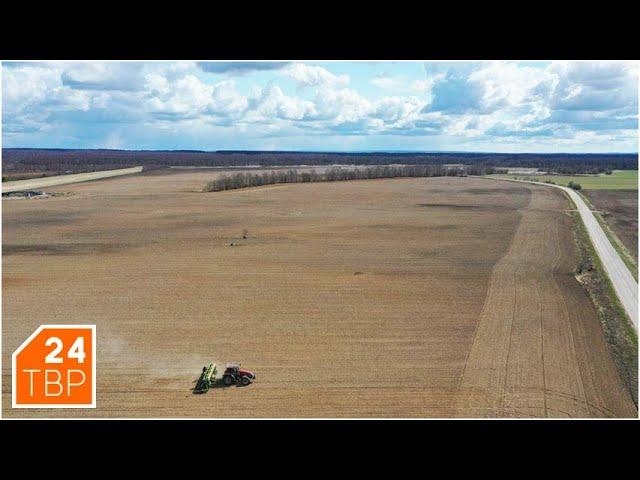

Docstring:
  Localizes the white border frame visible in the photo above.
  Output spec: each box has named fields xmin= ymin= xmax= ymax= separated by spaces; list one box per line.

xmin=12 ymin=324 xmax=96 ymax=409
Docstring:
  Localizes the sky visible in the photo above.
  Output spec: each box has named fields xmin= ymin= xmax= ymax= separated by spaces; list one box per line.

xmin=2 ymin=60 xmax=638 ymax=153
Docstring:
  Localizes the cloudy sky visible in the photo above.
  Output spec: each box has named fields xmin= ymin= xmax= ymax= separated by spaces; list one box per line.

xmin=2 ymin=61 xmax=638 ymax=152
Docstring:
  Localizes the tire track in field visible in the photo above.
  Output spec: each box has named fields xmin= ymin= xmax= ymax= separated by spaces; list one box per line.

xmin=538 ymin=208 xmax=570 ymax=418
xmin=455 ymin=191 xmax=530 ymax=394
xmin=537 ymin=281 xmax=548 ymax=418
xmin=500 ymin=211 xmax=547 ymax=418
xmin=456 ymin=190 xmax=549 ymax=417
xmin=543 ymin=214 xmax=591 ymax=417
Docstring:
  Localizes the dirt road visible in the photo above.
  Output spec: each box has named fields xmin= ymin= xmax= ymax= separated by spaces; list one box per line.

xmin=2 ymin=167 xmax=143 ymax=193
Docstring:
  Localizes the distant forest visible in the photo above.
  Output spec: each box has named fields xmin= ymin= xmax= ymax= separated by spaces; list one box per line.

xmin=2 ymin=149 xmax=638 ymax=177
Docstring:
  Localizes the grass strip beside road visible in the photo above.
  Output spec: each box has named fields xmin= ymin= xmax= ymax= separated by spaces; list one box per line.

xmin=571 ymin=197 xmax=638 ymax=406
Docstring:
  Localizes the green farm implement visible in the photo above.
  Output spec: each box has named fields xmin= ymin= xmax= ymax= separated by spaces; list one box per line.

xmin=193 ymin=363 xmax=218 ymax=394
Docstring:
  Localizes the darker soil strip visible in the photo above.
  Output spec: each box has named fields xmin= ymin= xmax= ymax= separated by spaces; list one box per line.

xmin=416 ymin=203 xmax=519 ymax=212
xmin=3 ymin=242 xmax=130 ymax=256
xmin=463 ymin=187 xmax=530 ymax=195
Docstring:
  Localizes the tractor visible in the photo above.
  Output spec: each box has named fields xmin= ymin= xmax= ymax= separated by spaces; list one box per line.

xmin=222 ymin=363 xmax=256 ymax=386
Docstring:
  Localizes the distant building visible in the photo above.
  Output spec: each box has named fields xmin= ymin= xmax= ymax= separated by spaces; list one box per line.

xmin=506 ymin=168 xmax=544 ymax=175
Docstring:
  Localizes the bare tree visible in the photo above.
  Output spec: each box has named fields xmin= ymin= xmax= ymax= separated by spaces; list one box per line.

xmin=204 ymin=165 xmax=469 ymax=192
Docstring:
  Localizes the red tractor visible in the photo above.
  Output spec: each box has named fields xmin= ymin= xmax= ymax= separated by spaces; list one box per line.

xmin=222 ymin=363 xmax=256 ymax=387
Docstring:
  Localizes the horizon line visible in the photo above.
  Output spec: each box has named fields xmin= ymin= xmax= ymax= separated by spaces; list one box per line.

xmin=3 ymin=148 xmax=638 ymax=156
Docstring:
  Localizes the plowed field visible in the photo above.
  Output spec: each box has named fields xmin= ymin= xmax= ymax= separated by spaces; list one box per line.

xmin=2 ymin=171 xmax=635 ymax=417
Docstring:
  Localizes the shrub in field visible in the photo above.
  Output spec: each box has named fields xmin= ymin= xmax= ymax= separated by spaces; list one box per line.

xmin=568 ymin=181 xmax=582 ymax=190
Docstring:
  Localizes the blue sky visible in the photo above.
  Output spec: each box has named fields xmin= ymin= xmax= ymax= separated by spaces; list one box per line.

xmin=2 ymin=61 xmax=638 ymax=152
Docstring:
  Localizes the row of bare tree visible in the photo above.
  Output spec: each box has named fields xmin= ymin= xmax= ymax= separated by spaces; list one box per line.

xmin=204 ymin=165 xmax=470 ymax=192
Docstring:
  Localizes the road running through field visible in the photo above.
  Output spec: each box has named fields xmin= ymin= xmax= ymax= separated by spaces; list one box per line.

xmin=489 ymin=177 xmax=638 ymax=329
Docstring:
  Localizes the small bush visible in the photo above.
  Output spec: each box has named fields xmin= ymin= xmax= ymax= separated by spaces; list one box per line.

xmin=567 ymin=181 xmax=582 ymax=190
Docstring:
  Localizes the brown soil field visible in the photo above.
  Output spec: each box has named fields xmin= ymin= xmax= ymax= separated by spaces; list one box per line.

xmin=2 ymin=172 xmax=636 ymax=417
xmin=585 ymin=189 xmax=638 ymax=261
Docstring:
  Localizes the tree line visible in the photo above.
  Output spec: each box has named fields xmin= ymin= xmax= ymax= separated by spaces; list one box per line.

xmin=204 ymin=165 xmax=470 ymax=192
xmin=2 ymin=149 xmax=636 ymax=175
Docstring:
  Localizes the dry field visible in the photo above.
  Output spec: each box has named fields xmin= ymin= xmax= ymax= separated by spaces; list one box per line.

xmin=585 ymin=189 xmax=638 ymax=261
xmin=2 ymin=170 xmax=636 ymax=417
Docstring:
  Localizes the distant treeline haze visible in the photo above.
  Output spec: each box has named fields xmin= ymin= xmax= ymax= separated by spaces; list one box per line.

xmin=204 ymin=165 xmax=488 ymax=192
xmin=2 ymin=149 xmax=637 ymax=177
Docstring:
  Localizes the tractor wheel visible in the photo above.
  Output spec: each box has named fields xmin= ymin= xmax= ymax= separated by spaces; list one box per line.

xmin=223 ymin=375 xmax=234 ymax=387
xmin=241 ymin=376 xmax=251 ymax=386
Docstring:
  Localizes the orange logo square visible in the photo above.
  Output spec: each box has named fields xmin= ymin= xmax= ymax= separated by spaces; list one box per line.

xmin=12 ymin=325 xmax=96 ymax=408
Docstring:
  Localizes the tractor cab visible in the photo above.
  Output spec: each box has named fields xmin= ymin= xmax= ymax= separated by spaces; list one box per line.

xmin=224 ymin=363 xmax=241 ymax=376
xmin=222 ymin=362 xmax=256 ymax=386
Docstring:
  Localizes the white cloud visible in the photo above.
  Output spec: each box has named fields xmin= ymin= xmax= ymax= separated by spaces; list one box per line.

xmin=314 ymin=87 xmax=371 ymax=123
xmin=371 ymin=73 xmax=444 ymax=109
xmin=61 ymin=62 xmax=150 ymax=91
xmin=2 ymin=60 xmax=637 ymax=151
xmin=373 ymin=96 xmax=425 ymax=125
xmin=209 ymin=81 xmax=248 ymax=115
xmin=370 ymin=74 xmax=406 ymax=89
xmin=423 ymin=60 xmax=638 ymax=141
xmin=144 ymin=73 xmax=169 ymax=96
xmin=143 ymin=75 xmax=248 ymax=120
xmin=246 ymin=84 xmax=316 ymax=121
xmin=411 ymin=76 xmax=441 ymax=93
xmin=549 ymin=61 xmax=638 ymax=112
xmin=3 ymin=64 xmax=62 ymax=112
xmin=283 ymin=63 xmax=349 ymax=88
xmin=468 ymin=61 xmax=555 ymax=112
xmin=145 ymin=74 xmax=213 ymax=116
